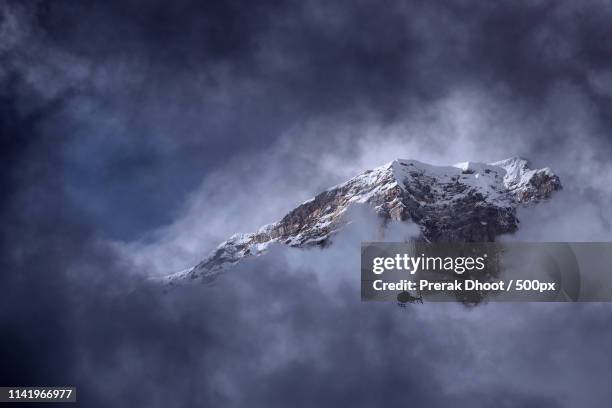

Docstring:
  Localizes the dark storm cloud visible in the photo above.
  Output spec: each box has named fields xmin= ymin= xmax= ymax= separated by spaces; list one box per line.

xmin=4 ymin=0 xmax=612 ymax=239
xmin=3 ymin=0 xmax=612 ymax=407
xmin=2 ymin=204 xmax=610 ymax=407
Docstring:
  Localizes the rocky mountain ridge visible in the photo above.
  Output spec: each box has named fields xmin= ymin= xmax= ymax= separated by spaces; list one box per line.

xmin=162 ymin=157 xmax=561 ymax=283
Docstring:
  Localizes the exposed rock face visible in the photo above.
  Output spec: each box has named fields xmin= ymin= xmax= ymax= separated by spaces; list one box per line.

xmin=163 ymin=157 xmax=561 ymax=283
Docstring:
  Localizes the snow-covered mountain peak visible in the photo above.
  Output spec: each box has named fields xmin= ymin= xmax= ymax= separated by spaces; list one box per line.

xmin=161 ymin=157 xmax=561 ymax=284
